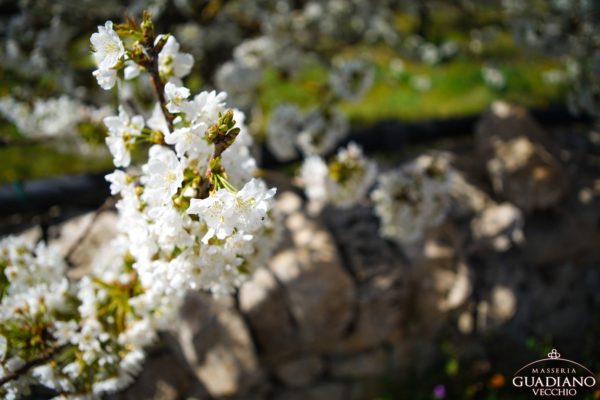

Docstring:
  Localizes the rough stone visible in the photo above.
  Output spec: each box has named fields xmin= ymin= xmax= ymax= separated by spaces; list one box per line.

xmin=276 ymin=191 xmax=303 ymax=214
xmin=239 ymin=266 xmax=298 ymax=360
xmin=329 ymin=349 xmax=388 ymax=379
xmin=273 ymin=383 xmax=348 ymax=400
xmin=470 ymin=202 xmax=524 ymax=251
xmin=49 ymin=210 xmax=119 ymax=278
xmin=407 ymin=226 xmax=474 ymax=340
xmin=476 ymin=101 xmax=568 ymax=211
xmin=269 ymin=210 xmax=355 ymax=351
xmin=173 ymin=291 xmax=264 ymax=398
xmin=274 ymin=356 xmax=323 ymax=387
xmin=322 ymin=205 xmax=405 ymax=282
xmin=320 ymin=205 xmax=408 ymax=351
xmin=490 ymin=285 xmax=517 ymax=322
xmin=332 ymin=268 xmax=405 ymax=352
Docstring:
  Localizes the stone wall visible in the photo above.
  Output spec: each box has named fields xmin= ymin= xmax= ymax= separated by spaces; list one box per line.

xmin=26 ymin=103 xmax=600 ymax=399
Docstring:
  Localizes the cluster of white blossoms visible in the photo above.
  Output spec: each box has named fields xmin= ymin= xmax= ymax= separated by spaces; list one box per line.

xmin=402 ymin=35 xmax=459 ymax=66
xmin=481 ymin=65 xmax=506 ymax=91
xmin=91 ymin=20 xmax=194 ymax=90
xmin=95 ymin=15 xmax=279 ymax=295
xmin=267 ymin=104 xmax=351 ymax=161
xmin=266 ymin=104 xmax=304 ymax=161
xmin=216 ymin=36 xmax=277 ymax=109
xmin=211 ymin=0 xmax=394 ymax=111
xmin=1 ymin=15 xmax=280 ymax=398
xmin=0 ymin=237 xmax=71 ymax=399
xmin=504 ymin=0 xmax=600 ymax=119
xmin=265 ymin=58 xmax=374 ymax=161
xmin=297 ymin=108 xmax=350 ymax=157
xmin=67 ymin=240 xmax=182 ymax=396
xmin=301 ymin=142 xmax=377 ymax=209
xmin=329 ymin=60 xmax=374 ymax=102
xmin=0 ymin=235 xmax=179 ymax=398
xmin=267 ymin=104 xmax=349 ymax=161
xmin=0 ymin=95 xmax=110 ymax=150
xmin=371 ymin=154 xmax=457 ymax=245
xmin=90 ymin=21 xmax=125 ymax=90
xmin=259 ymin=54 xmax=375 ymax=161
xmin=106 ymin=104 xmax=278 ymax=296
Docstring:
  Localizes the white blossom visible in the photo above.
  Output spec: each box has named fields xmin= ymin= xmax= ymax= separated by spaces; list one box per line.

xmin=482 ymin=65 xmax=506 ymax=90
xmin=267 ymin=104 xmax=303 ymax=161
xmin=124 ymin=61 xmax=142 ymax=80
xmin=90 ymin=21 xmax=124 ymax=91
xmin=93 ymin=67 xmax=118 ymax=90
xmin=233 ymin=36 xmax=275 ymax=68
xmin=215 ymin=61 xmax=261 ymax=109
xmin=187 ymin=178 xmax=276 ymax=243
xmin=90 ymin=21 xmax=124 ymax=69
xmin=371 ymin=154 xmax=456 ymax=245
xmin=165 ymin=122 xmax=211 ymax=159
xmin=103 ymin=106 xmax=145 ymax=167
xmin=157 ymin=35 xmax=194 ymax=83
xmin=297 ymin=108 xmax=349 ymax=156
xmin=301 ymin=142 xmax=376 ymax=209
xmin=329 ymin=59 xmax=374 ymax=101
xmin=141 ymin=145 xmax=184 ymax=206
xmin=164 ymin=82 xmax=191 ymax=114
xmin=0 ymin=95 xmax=108 ymax=143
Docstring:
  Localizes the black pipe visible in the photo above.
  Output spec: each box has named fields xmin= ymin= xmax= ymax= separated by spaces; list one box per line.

xmin=0 ymin=105 xmax=591 ymax=218
xmin=260 ymin=104 xmax=591 ymax=167
xmin=0 ymin=172 xmax=110 ymax=218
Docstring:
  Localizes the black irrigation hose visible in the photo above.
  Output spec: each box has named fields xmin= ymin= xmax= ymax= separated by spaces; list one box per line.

xmin=0 ymin=173 xmax=110 ymax=218
xmin=260 ymin=104 xmax=591 ymax=167
xmin=0 ymin=104 xmax=591 ymax=218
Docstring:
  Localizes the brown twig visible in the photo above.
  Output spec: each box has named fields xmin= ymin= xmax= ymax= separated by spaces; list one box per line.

xmin=64 ymin=197 xmax=116 ymax=266
xmin=0 ymin=345 xmax=66 ymax=387
xmin=140 ymin=28 xmax=175 ymax=133
xmin=138 ymin=18 xmax=237 ymax=201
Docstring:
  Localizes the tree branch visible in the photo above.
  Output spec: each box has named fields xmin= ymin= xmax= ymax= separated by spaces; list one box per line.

xmin=0 ymin=345 xmax=66 ymax=387
xmin=64 ymin=196 xmax=116 ymax=266
xmin=141 ymin=34 xmax=174 ymax=134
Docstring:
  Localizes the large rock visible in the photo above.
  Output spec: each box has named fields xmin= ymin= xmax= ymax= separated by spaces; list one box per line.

xmin=273 ymin=383 xmax=349 ymax=400
xmin=331 ymin=268 xmax=405 ymax=352
xmin=239 ymin=266 xmax=299 ymax=361
xmin=48 ymin=210 xmax=119 ymax=278
xmin=268 ymin=200 xmax=355 ymax=352
xmin=173 ymin=291 xmax=264 ymax=398
xmin=476 ymin=102 xmax=568 ymax=211
xmin=328 ymin=349 xmax=389 ymax=379
xmin=322 ymin=205 xmax=407 ymax=282
xmin=274 ymin=356 xmax=323 ymax=387
xmin=240 ymin=192 xmax=355 ymax=360
xmin=321 ymin=206 xmax=409 ymax=351
xmin=470 ymin=202 xmax=524 ymax=252
xmin=409 ymin=225 xmax=473 ymax=340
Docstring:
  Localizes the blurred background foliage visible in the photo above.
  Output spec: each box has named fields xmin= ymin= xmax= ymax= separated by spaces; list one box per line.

xmin=0 ymin=1 xmax=573 ymax=182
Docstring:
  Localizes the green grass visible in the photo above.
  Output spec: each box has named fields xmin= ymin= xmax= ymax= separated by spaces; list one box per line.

xmin=0 ymin=7 xmax=572 ymax=181
xmin=344 ymin=58 xmax=567 ymax=124
xmin=0 ymin=144 xmax=112 ymax=184
xmin=257 ymin=3 xmax=568 ymax=126
xmin=258 ymin=47 xmax=568 ymax=127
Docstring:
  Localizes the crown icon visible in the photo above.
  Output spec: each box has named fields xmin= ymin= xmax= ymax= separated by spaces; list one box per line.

xmin=548 ymin=349 xmax=561 ymax=359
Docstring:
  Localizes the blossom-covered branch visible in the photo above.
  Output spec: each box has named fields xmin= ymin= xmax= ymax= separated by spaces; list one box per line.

xmin=1 ymin=12 xmax=279 ymax=399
